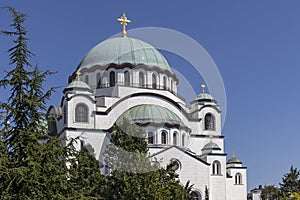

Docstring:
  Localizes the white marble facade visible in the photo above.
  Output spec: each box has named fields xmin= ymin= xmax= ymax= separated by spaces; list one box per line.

xmin=48 ymin=32 xmax=247 ymax=200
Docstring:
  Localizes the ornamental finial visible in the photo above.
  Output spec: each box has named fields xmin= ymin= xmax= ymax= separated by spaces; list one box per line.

xmin=75 ymin=71 xmax=81 ymax=81
xmin=201 ymin=84 xmax=206 ymax=93
xmin=117 ymin=13 xmax=131 ymax=37
xmin=232 ymin=151 xmax=235 ymax=158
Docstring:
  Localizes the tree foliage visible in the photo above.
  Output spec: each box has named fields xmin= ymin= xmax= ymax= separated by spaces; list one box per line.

xmin=0 ymin=7 xmax=80 ymax=199
xmin=103 ymin=119 xmax=192 ymax=199
xmin=261 ymin=166 xmax=300 ymax=200
xmin=280 ymin=166 xmax=300 ymax=198
xmin=70 ymin=143 xmax=105 ymax=199
xmin=261 ymin=185 xmax=280 ymax=200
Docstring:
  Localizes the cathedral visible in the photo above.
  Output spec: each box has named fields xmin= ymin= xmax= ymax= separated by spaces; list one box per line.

xmin=48 ymin=13 xmax=247 ymax=200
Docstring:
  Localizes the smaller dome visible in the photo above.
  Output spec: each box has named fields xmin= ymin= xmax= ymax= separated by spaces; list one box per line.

xmin=66 ymin=80 xmax=91 ymax=90
xmin=227 ymin=156 xmax=242 ymax=164
xmin=117 ymin=104 xmax=181 ymax=125
xmin=194 ymin=92 xmax=215 ymax=101
xmin=202 ymin=141 xmax=221 ymax=150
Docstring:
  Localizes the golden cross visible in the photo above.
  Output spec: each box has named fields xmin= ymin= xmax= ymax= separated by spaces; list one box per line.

xmin=201 ymin=84 xmax=206 ymax=93
xmin=117 ymin=13 xmax=131 ymax=37
xmin=75 ymin=71 xmax=81 ymax=81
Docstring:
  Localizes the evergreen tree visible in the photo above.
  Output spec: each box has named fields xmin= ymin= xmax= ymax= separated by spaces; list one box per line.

xmin=279 ymin=166 xmax=300 ymax=198
xmin=261 ymin=185 xmax=280 ymax=200
xmin=0 ymin=7 xmax=78 ymax=199
xmin=70 ymin=143 xmax=105 ymax=199
xmin=103 ymin=119 xmax=191 ymax=199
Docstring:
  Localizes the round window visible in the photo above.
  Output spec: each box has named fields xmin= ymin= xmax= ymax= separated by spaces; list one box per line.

xmin=170 ymin=158 xmax=181 ymax=171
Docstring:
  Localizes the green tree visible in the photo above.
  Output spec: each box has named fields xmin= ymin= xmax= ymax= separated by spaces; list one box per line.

xmin=0 ymin=7 xmax=78 ymax=199
xmin=279 ymin=166 xmax=300 ymax=198
xmin=70 ymin=143 xmax=105 ymax=199
xmin=103 ymin=119 xmax=191 ymax=199
xmin=290 ymin=192 xmax=300 ymax=200
xmin=261 ymin=185 xmax=280 ymax=200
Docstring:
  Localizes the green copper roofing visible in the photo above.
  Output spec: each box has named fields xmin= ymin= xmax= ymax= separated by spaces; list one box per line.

xmin=194 ymin=92 xmax=215 ymax=101
xmin=77 ymin=37 xmax=171 ymax=71
xmin=66 ymin=80 xmax=91 ymax=90
xmin=202 ymin=141 xmax=221 ymax=150
xmin=227 ymin=157 xmax=242 ymax=164
xmin=117 ymin=104 xmax=181 ymax=125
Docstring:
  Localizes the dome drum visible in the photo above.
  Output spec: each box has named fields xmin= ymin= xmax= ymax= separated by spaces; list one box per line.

xmin=73 ymin=63 xmax=178 ymax=83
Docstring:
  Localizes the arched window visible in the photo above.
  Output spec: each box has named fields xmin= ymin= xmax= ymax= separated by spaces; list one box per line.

xmin=173 ymin=132 xmax=178 ymax=145
xmin=124 ymin=71 xmax=130 ymax=86
xmin=182 ymin=134 xmax=185 ymax=146
xmin=212 ymin=160 xmax=221 ymax=175
xmin=109 ymin=71 xmax=115 ymax=87
xmin=85 ymin=75 xmax=89 ymax=84
xmin=152 ymin=74 xmax=157 ymax=89
xmin=235 ymin=173 xmax=242 ymax=185
xmin=97 ymin=72 xmax=101 ymax=88
xmin=139 ymin=72 xmax=144 ymax=87
xmin=163 ymin=76 xmax=167 ymax=90
xmin=205 ymin=113 xmax=215 ymax=130
xmin=161 ymin=131 xmax=167 ymax=144
xmin=47 ymin=117 xmax=57 ymax=136
xmin=63 ymin=106 xmax=67 ymax=124
xmin=75 ymin=103 xmax=88 ymax=122
xmin=190 ymin=191 xmax=202 ymax=200
xmin=170 ymin=79 xmax=173 ymax=92
xmin=148 ymin=132 xmax=154 ymax=144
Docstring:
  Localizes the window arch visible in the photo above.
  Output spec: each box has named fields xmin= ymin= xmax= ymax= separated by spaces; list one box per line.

xmin=47 ymin=117 xmax=57 ymax=136
xmin=75 ymin=103 xmax=88 ymax=122
xmin=173 ymin=132 xmax=178 ymax=145
xmin=161 ymin=131 xmax=167 ymax=144
xmin=148 ymin=132 xmax=154 ymax=144
xmin=85 ymin=75 xmax=89 ymax=84
xmin=212 ymin=160 xmax=221 ymax=175
xmin=109 ymin=71 xmax=115 ymax=87
xmin=163 ymin=76 xmax=167 ymax=90
xmin=190 ymin=191 xmax=202 ymax=200
xmin=182 ymin=134 xmax=185 ymax=146
xmin=152 ymin=74 xmax=157 ymax=89
xmin=124 ymin=71 xmax=130 ymax=86
xmin=97 ymin=72 xmax=101 ymax=88
xmin=139 ymin=72 xmax=144 ymax=87
xmin=205 ymin=113 xmax=215 ymax=130
xmin=235 ymin=173 xmax=242 ymax=185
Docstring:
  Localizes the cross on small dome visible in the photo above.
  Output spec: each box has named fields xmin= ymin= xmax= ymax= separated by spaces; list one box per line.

xmin=201 ymin=84 xmax=206 ymax=93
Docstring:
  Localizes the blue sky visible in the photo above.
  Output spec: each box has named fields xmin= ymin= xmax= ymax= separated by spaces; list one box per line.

xmin=1 ymin=0 xmax=300 ymax=191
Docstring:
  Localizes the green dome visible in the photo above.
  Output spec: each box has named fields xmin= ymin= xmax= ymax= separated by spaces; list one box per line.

xmin=194 ymin=92 xmax=215 ymax=101
xmin=66 ymin=80 xmax=91 ymax=90
xmin=227 ymin=157 xmax=242 ymax=164
xmin=77 ymin=37 xmax=171 ymax=71
xmin=117 ymin=104 xmax=181 ymax=125
xmin=202 ymin=142 xmax=221 ymax=150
